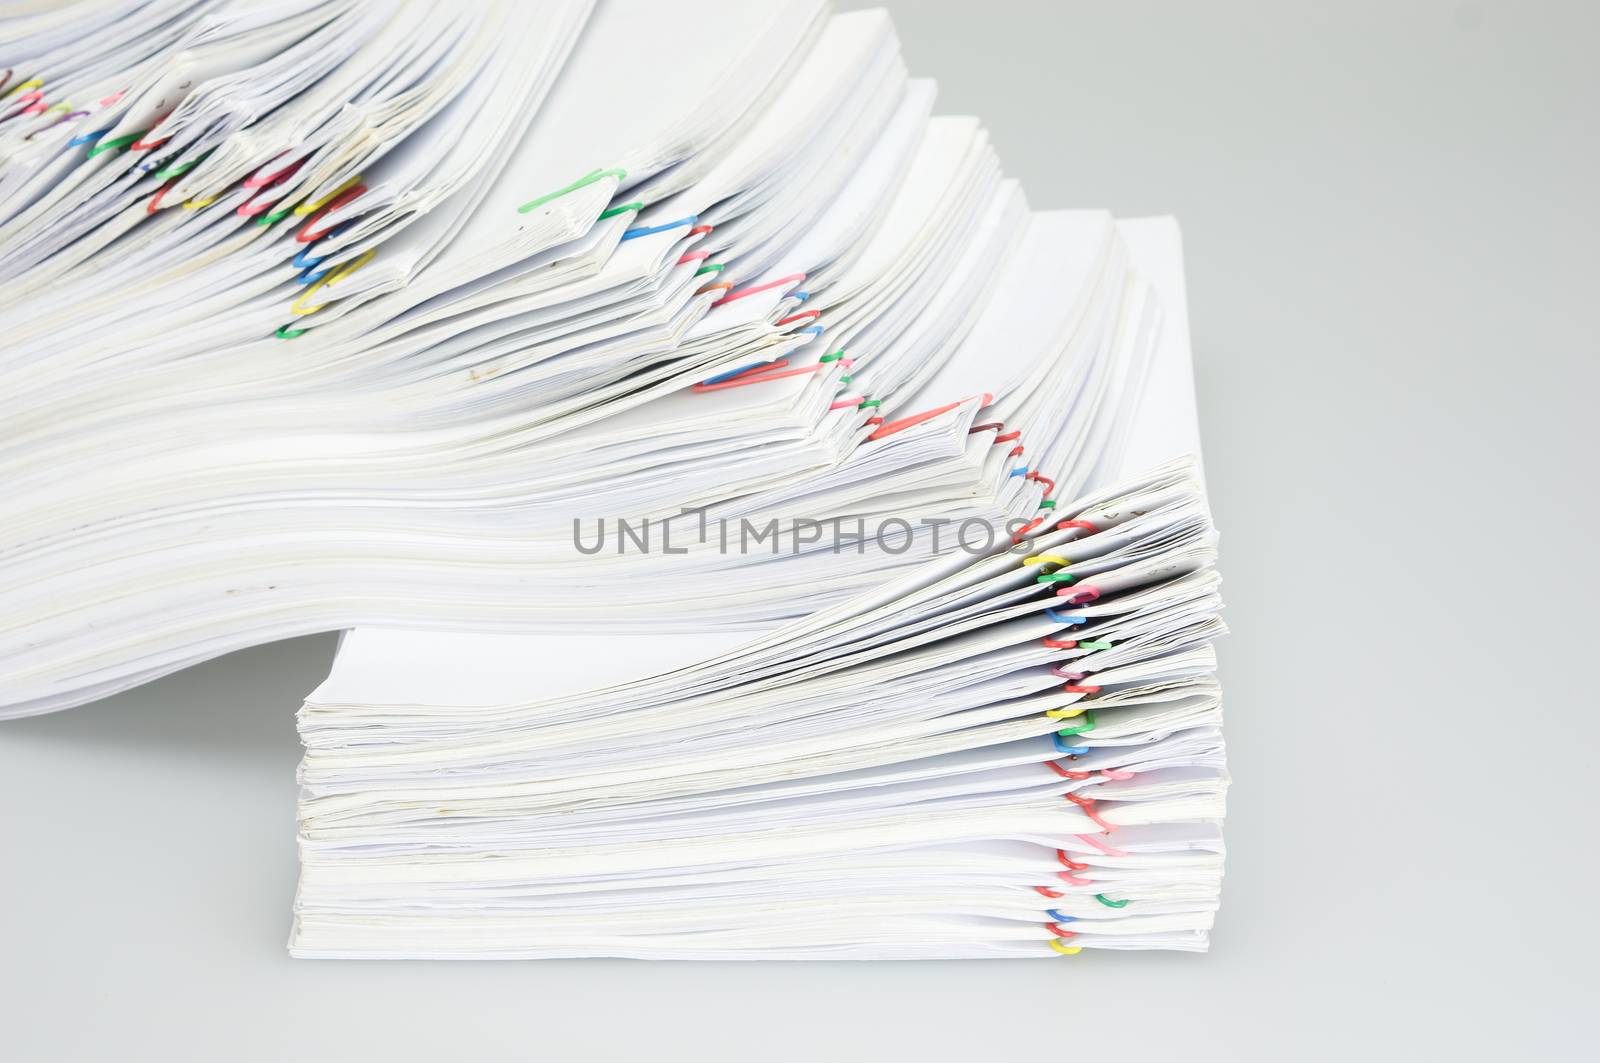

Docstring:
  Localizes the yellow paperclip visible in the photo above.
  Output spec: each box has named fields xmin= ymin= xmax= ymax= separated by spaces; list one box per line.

xmin=1045 ymin=706 xmax=1087 ymax=720
xmin=1024 ymin=554 xmax=1072 ymax=567
xmin=293 ymin=174 xmax=363 ymax=216
xmin=3 ymin=78 xmax=43 ymax=99
xmin=291 ymin=249 xmax=376 ymax=316
xmin=183 ymin=196 xmax=216 ymax=210
xmin=1049 ymin=939 xmax=1081 ymax=956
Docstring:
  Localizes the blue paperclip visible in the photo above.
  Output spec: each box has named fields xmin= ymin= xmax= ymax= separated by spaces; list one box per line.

xmin=788 ymin=290 xmax=809 ymax=302
xmin=699 ymin=359 xmax=781 ymax=386
xmin=68 ymin=128 xmax=110 ymax=148
xmin=621 ymin=215 xmax=697 ymax=241
xmin=295 ymin=266 xmax=329 ymax=285
xmin=798 ymin=325 xmax=824 ymax=336
xmin=1047 ymin=910 xmax=1076 ymax=923
xmin=1009 ymin=466 xmax=1030 ymax=478
xmin=1053 ymin=734 xmax=1091 ymax=755
xmin=1045 ymin=608 xmax=1088 ymax=624
xmin=292 ymin=246 xmax=326 ymax=270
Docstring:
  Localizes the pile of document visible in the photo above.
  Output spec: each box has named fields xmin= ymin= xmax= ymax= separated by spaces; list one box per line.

xmin=1 ymin=0 xmax=1227 ymax=957
xmin=296 ymin=457 xmax=1225 ymax=959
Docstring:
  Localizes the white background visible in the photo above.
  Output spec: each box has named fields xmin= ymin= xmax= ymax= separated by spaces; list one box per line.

xmin=2 ymin=1 xmax=1595 ymax=1058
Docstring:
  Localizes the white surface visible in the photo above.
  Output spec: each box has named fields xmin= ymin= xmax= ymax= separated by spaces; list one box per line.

xmin=2 ymin=1 xmax=1595 ymax=1058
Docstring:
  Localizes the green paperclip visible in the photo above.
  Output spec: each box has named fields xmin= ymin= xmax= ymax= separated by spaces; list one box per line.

xmin=257 ymin=207 xmax=293 ymax=227
xmin=1037 ymin=572 xmax=1077 ymax=584
xmin=154 ymin=152 xmax=206 ymax=180
xmin=1094 ymin=893 xmax=1129 ymax=909
xmin=597 ymin=201 xmax=642 ymax=220
xmin=1077 ymin=640 xmax=1113 ymax=651
xmin=819 ymin=350 xmax=845 ymax=363
xmin=857 ymin=399 xmax=881 ymax=410
xmin=275 ymin=325 xmax=306 ymax=339
xmin=517 ymin=168 xmax=626 ymax=214
xmin=1056 ymin=710 xmax=1096 ymax=737
xmin=1038 ymin=499 xmax=1057 ymax=509
xmin=694 ymin=263 xmax=725 ymax=276
xmin=88 ymin=130 xmax=148 ymax=158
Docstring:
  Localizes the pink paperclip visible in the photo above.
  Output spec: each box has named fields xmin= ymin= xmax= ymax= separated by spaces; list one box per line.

xmin=711 ymin=273 xmax=805 ymax=307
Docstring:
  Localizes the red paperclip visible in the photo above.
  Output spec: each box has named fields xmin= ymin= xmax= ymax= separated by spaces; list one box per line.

xmin=1045 ymin=922 xmax=1078 ymax=938
xmin=775 ymin=309 xmax=820 ymax=327
xmin=1055 ymin=519 xmax=1098 ymax=534
xmin=1033 ymin=885 xmax=1064 ymax=899
xmin=1042 ymin=637 xmax=1078 ymax=650
xmin=867 ymin=400 xmax=965 ymax=442
xmin=689 ymin=224 xmax=713 ymax=236
xmin=1057 ymin=848 xmax=1090 ymax=872
xmin=969 ymin=421 xmax=1004 ymax=435
xmin=1062 ymin=684 xmax=1101 ymax=695
xmin=690 ymin=360 xmax=844 ymax=393
xmin=994 ymin=430 xmax=1021 ymax=444
xmin=295 ymin=184 xmax=367 ymax=242
xmin=1027 ymin=471 xmax=1056 ymax=496
xmin=1010 ymin=517 xmax=1044 ymax=544
xmin=243 ymin=153 xmax=296 ymax=188
xmin=146 ymin=177 xmax=179 ymax=214
xmin=1067 ymin=791 xmax=1116 ymax=833
xmin=1045 ymin=759 xmax=1090 ymax=780
xmin=129 ymin=115 xmax=173 ymax=151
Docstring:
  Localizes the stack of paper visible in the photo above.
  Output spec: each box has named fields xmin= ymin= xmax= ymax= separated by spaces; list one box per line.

xmin=2 ymin=1 xmax=1226 ymax=958
xmin=287 ymin=216 xmax=1222 ymax=959
xmin=293 ymin=457 xmax=1224 ymax=959
xmin=2 ymin=2 xmax=1180 ymax=717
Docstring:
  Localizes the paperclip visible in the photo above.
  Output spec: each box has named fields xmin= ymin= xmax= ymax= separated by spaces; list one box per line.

xmin=88 ymin=130 xmax=148 ymax=158
xmin=293 ymin=175 xmax=363 ymax=216
xmin=621 ymin=215 xmax=695 ymax=240
xmin=1046 ymin=761 xmax=1092 ymax=780
xmin=1055 ymin=710 xmax=1096 ymax=737
xmin=1057 ymin=849 xmax=1090 ymax=872
xmin=712 ymin=273 xmax=806 ymax=307
xmin=295 ymin=185 xmax=367 ymax=242
xmin=517 ymin=168 xmax=626 ymax=214
xmin=290 ymin=249 xmax=375 ymax=316
xmin=1077 ymin=834 xmax=1129 ymax=857
xmin=867 ymin=399 xmax=967 ymax=442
